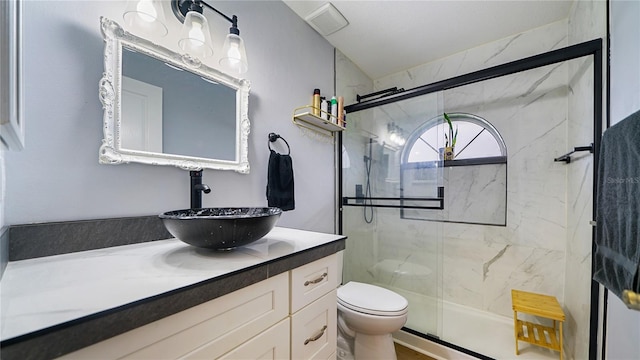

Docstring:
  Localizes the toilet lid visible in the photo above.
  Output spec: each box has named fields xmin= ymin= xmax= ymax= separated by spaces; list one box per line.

xmin=337 ymin=282 xmax=408 ymax=316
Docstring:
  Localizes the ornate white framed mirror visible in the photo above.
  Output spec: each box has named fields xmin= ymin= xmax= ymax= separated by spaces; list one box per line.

xmin=0 ymin=0 xmax=25 ymax=151
xmin=98 ymin=17 xmax=250 ymax=172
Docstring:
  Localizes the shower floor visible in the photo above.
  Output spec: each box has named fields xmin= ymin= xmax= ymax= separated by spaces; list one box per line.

xmin=389 ymin=286 xmax=562 ymax=360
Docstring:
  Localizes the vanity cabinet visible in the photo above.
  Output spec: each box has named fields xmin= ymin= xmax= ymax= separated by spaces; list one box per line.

xmin=59 ymin=253 xmax=340 ymax=360
xmin=290 ymin=253 xmax=339 ymax=359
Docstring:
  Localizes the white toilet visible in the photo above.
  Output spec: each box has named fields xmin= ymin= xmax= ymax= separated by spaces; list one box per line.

xmin=336 ymin=281 xmax=409 ymax=360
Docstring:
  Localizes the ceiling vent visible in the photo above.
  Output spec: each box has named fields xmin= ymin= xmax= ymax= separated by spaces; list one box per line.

xmin=304 ymin=3 xmax=349 ymax=36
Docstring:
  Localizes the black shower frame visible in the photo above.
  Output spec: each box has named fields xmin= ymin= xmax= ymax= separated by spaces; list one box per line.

xmin=338 ymin=38 xmax=603 ymax=360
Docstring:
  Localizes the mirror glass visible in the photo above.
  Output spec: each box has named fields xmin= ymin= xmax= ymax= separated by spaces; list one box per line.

xmin=122 ymin=48 xmax=237 ymax=160
xmin=99 ymin=17 xmax=250 ymax=172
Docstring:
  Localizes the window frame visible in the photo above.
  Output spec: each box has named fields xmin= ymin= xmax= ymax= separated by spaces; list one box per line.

xmin=401 ymin=112 xmax=507 ymax=167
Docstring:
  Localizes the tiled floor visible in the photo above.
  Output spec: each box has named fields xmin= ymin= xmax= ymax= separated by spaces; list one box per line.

xmin=396 ymin=343 xmax=437 ymax=360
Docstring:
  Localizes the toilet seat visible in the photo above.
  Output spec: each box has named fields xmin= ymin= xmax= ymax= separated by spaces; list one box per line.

xmin=337 ymin=282 xmax=408 ymax=317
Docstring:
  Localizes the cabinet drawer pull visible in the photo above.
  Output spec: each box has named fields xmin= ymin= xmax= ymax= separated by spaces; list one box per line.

xmin=304 ymin=325 xmax=328 ymax=345
xmin=304 ymin=272 xmax=328 ymax=286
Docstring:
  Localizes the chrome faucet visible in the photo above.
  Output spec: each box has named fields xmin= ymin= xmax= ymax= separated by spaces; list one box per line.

xmin=190 ymin=170 xmax=211 ymax=209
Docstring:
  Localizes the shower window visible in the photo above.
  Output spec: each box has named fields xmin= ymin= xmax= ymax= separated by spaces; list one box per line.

xmin=406 ymin=113 xmax=506 ymax=163
xmin=401 ymin=113 xmax=507 ymax=226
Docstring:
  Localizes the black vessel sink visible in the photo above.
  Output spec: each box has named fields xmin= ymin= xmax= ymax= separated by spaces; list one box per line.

xmin=159 ymin=207 xmax=282 ymax=250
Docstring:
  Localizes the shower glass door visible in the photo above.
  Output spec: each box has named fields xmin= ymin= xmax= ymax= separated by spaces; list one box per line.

xmin=341 ymin=91 xmax=444 ymax=339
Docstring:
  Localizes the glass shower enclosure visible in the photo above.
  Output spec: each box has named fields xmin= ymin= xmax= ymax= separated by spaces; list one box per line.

xmin=338 ymin=39 xmax=603 ymax=360
xmin=340 ymin=91 xmax=445 ymax=339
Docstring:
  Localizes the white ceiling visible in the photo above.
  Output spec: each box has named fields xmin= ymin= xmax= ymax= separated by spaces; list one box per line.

xmin=283 ymin=0 xmax=575 ymax=79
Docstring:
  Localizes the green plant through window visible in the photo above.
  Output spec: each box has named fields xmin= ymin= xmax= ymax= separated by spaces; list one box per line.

xmin=444 ymin=112 xmax=458 ymax=148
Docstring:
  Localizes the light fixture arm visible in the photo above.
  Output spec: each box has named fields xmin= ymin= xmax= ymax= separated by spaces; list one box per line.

xmin=172 ymin=0 xmax=239 ymax=32
xmin=200 ymin=1 xmax=234 ymax=24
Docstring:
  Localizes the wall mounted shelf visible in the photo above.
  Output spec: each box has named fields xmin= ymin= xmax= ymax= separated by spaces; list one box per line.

xmin=292 ymin=106 xmax=345 ymax=137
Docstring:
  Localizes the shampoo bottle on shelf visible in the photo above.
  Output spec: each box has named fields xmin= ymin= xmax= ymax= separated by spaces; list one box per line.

xmin=337 ymin=96 xmax=344 ymax=127
xmin=330 ymin=96 xmax=338 ymax=123
xmin=312 ymin=89 xmax=321 ymax=116
xmin=325 ymin=99 xmax=332 ymax=120
xmin=320 ymin=97 xmax=328 ymax=120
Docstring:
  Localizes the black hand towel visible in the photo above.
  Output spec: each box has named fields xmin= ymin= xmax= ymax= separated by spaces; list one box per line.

xmin=267 ymin=149 xmax=295 ymax=211
xmin=594 ymin=110 xmax=640 ymax=298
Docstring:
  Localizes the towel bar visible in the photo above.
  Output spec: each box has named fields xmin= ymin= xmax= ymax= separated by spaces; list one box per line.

xmin=554 ymin=143 xmax=594 ymax=163
xmin=268 ymin=133 xmax=290 ymax=155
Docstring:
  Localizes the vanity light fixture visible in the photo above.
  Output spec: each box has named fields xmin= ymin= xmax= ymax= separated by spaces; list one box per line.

xmin=123 ymin=0 xmax=168 ymax=37
xmin=172 ymin=0 xmax=249 ymax=74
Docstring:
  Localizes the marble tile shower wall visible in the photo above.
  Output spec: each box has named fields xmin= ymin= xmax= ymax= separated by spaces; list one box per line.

xmin=371 ymin=19 xmax=570 ymax=318
xmin=403 ymin=165 xmax=507 ymax=225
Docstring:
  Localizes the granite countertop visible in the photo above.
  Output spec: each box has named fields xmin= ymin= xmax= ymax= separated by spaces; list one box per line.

xmin=0 ymin=226 xmax=346 ymax=359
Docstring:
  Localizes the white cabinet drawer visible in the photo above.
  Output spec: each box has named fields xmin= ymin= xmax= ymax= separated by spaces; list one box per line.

xmin=290 ymin=254 xmax=338 ymax=313
xmin=216 ymin=318 xmax=290 ymax=360
xmin=60 ymin=273 xmax=288 ymax=359
xmin=291 ymin=290 xmax=337 ymax=360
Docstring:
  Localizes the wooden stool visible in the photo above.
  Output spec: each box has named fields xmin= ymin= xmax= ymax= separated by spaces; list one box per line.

xmin=511 ymin=289 xmax=565 ymax=360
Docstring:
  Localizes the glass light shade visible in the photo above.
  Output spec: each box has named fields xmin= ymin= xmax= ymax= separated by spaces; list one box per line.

xmin=219 ymin=33 xmax=248 ymax=74
xmin=123 ymin=0 xmax=168 ymax=37
xmin=178 ymin=11 xmax=214 ymax=59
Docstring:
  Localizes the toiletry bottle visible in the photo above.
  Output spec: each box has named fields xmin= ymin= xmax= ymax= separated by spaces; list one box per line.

xmin=330 ymin=96 xmax=338 ymax=123
xmin=320 ymin=97 xmax=328 ymax=120
xmin=326 ymin=99 xmax=332 ymax=120
xmin=337 ymin=96 xmax=344 ymax=126
xmin=312 ymin=89 xmax=321 ymax=116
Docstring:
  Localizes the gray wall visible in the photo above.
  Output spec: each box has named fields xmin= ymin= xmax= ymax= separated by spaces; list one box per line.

xmin=607 ymin=0 xmax=640 ymax=358
xmin=5 ymin=1 xmax=336 ymax=233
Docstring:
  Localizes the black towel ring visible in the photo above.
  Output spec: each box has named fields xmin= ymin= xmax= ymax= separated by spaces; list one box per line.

xmin=268 ymin=132 xmax=291 ymax=155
